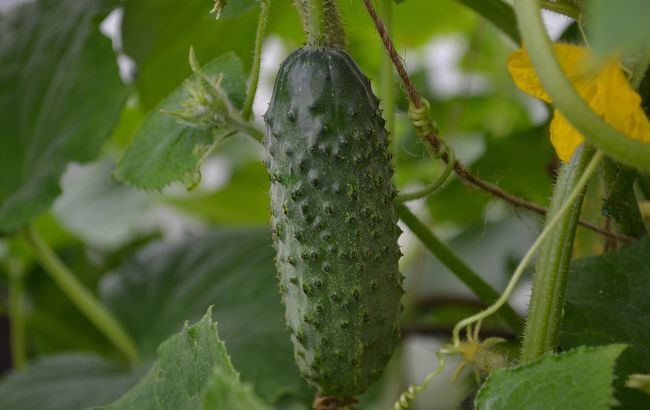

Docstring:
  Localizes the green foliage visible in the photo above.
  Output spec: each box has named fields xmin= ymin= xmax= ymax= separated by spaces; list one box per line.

xmin=1 ymin=0 xmax=649 ymax=408
xmin=115 ymin=53 xmax=248 ymax=190
xmin=0 ymin=354 xmax=146 ymax=410
xmin=588 ymin=0 xmax=650 ymax=56
xmin=0 ymin=0 xmax=128 ymax=232
xmin=99 ymin=309 xmax=264 ymax=410
xmin=475 ymin=345 xmax=626 ymax=410
xmin=560 ymin=236 xmax=650 ymax=408
xmin=201 ymin=368 xmax=269 ymax=410
xmin=121 ymin=0 xmax=257 ymax=110
xmin=100 ymin=229 xmax=310 ymax=404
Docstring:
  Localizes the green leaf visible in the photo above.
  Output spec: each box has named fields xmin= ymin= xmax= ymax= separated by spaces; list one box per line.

xmin=101 ymin=229 xmax=310 ymax=405
xmin=0 ymin=354 xmax=146 ymax=410
xmin=121 ymin=0 xmax=257 ymax=110
xmin=99 ymin=308 xmax=263 ymax=410
xmin=560 ymin=236 xmax=650 ymax=408
xmin=456 ymin=0 xmax=520 ymax=44
xmin=165 ymin=159 xmax=270 ymax=225
xmin=0 ymin=0 xmax=129 ymax=233
xmin=201 ymin=368 xmax=269 ymax=410
xmin=114 ymin=53 xmax=247 ymax=190
xmin=53 ymin=160 xmax=152 ymax=249
xmin=589 ymin=0 xmax=650 ymax=56
xmin=475 ymin=345 xmax=627 ymax=410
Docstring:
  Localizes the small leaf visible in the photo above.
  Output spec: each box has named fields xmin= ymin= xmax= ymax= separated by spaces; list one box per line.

xmin=0 ymin=0 xmax=129 ymax=232
xmin=560 ymin=236 xmax=650 ymax=408
xmin=98 ymin=308 xmax=249 ymax=410
xmin=475 ymin=345 xmax=626 ymax=410
xmin=114 ymin=53 xmax=246 ymax=190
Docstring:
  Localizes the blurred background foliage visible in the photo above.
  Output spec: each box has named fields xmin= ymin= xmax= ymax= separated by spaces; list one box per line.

xmin=1 ymin=0 xmax=648 ymax=409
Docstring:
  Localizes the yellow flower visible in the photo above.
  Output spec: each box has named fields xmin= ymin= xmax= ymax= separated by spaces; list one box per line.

xmin=507 ymin=43 xmax=650 ymax=162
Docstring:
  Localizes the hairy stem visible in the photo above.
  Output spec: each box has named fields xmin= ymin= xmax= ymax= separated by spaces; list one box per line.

xmin=242 ymin=0 xmax=270 ymax=121
xmin=7 ymin=260 xmax=27 ymax=369
xmin=521 ymin=146 xmax=596 ymax=362
xmin=23 ymin=226 xmax=139 ymax=363
xmin=513 ymin=0 xmax=650 ymax=172
xmin=323 ymin=0 xmax=345 ymax=48
xmin=294 ymin=0 xmax=344 ymax=48
xmin=452 ymin=149 xmax=603 ymax=349
xmin=395 ymin=204 xmax=523 ymax=333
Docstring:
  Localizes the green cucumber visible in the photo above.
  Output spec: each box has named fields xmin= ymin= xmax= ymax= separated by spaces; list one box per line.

xmin=264 ymin=46 xmax=403 ymax=399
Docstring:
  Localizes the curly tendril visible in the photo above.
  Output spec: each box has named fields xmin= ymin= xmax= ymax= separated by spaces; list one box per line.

xmin=391 ymin=353 xmax=448 ymax=410
xmin=395 ymin=99 xmax=456 ymax=203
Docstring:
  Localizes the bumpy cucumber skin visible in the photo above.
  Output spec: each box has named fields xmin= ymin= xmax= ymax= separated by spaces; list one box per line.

xmin=264 ymin=47 xmax=403 ymax=398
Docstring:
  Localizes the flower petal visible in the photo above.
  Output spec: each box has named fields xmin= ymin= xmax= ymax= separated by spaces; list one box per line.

xmin=508 ymin=44 xmax=593 ymax=103
xmin=550 ymin=110 xmax=584 ymax=162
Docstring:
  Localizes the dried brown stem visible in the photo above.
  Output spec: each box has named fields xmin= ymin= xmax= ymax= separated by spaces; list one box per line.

xmin=361 ymin=0 xmax=631 ymax=242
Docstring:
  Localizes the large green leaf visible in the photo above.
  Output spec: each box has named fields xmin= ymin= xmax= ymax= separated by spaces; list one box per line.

xmin=588 ymin=0 xmax=650 ymax=56
xmin=121 ymin=0 xmax=257 ymax=110
xmin=100 ymin=229 xmax=309 ymax=405
xmin=0 ymin=0 xmax=129 ymax=232
xmin=0 ymin=354 xmax=146 ymax=410
xmin=53 ymin=160 xmax=152 ymax=249
xmin=475 ymin=345 xmax=626 ymax=410
xmin=99 ymin=309 xmax=266 ymax=410
xmin=114 ymin=53 xmax=247 ymax=190
xmin=560 ymin=236 xmax=650 ymax=408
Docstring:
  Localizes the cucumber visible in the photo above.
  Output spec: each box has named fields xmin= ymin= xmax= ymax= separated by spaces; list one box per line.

xmin=264 ymin=46 xmax=403 ymax=398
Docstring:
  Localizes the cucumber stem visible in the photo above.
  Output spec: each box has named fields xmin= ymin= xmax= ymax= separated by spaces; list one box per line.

xmin=451 ymin=149 xmax=603 ymax=350
xmin=23 ymin=226 xmax=139 ymax=363
xmin=242 ymin=0 xmax=270 ymax=121
xmin=294 ymin=0 xmax=345 ymax=48
xmin=520 ymin=146 xmax=597 ymax=362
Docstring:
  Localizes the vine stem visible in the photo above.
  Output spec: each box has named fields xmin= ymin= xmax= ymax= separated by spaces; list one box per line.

xmin=521 ymin=146 xmax=594 ymax=361
xmin=451 ymin=150 xmax=604 ymax=348
xmin=294 ymin=0 xmax=344 ymax=48
xmin=22 ymin=226 xmax=139 ymax=363
xmin=360 ymin=0 xmax=631 ymax=242
xmin=513 ymin=0 xmax=650 ymax=172
xmin=241 ymin=0 xmax=270 ymax=121
xmin=7 ymin=260 xmax=27 ymax=369
xmin=395 ymin=204 xmax=523 ymax=334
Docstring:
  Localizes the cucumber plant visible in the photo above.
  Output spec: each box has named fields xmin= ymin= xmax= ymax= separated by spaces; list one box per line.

xmin=0 ymin=0 xmax=649 ymax=409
